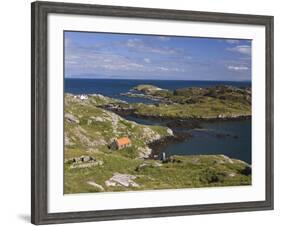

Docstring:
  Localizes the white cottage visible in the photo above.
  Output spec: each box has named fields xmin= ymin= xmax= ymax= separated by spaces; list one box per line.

xmin=79 ymin=94 xmax=88 ymax=100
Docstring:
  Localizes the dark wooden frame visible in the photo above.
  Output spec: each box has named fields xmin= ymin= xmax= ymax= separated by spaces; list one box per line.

xmin=31 ymin=1 xmax=274 ymax=224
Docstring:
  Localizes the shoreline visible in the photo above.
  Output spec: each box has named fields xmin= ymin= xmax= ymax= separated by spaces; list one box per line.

xmin=148 ymin=131 xmax=193 ymax=159
xmin=104 ymin=106 xmax=251 ymax=123
xmin=147 ymin=126 xmax=243 ymax=160
xmin=131 ymin=112 xmax=251 ymax=122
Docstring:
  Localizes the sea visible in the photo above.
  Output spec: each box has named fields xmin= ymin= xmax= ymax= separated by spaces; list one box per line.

xmin=65 ymin=78 xmax=251 ymax=104
xmin=65 ymin=78 xmax=251 ymax=164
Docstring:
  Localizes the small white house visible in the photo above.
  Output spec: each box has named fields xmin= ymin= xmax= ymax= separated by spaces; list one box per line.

xmin=79 ymin=94 xmax=88 ymax=100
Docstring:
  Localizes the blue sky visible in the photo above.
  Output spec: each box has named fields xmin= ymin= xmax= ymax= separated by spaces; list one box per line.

xmin=65 ymin=31 xmax=251 ymax=81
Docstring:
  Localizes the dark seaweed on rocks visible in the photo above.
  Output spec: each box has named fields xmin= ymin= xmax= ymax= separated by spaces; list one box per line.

xmin=165 ymin=119 xmax=201 ymax=129
xmin=148 ymin=131 xmax=193 ymax=159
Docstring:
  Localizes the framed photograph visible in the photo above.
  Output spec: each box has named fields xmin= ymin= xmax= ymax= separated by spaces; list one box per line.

xmin=31 ymin=1 xmax=274 ymax=224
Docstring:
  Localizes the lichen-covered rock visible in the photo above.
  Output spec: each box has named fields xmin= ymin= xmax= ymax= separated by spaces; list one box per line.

xmin=166 ymin=128 xmax=174 ymax=136
xmin=105 ymin=173 xmax=139 ymax=187
xmin=137 ymin=147 xmax=152 ymax=159
xmin=87 ymin=181 xmax=105 ymax=191
xmin=64 ymin=133 xmax=74 ymax=146
xmin=65 ymin=113 xmax=79 ymax=124
xmin=135 ymin=162 xmax=162 ymax=171
xmin=65 ymin=155 xmax=103 ymax=169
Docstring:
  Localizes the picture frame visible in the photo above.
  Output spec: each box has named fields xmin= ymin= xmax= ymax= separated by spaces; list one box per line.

xmin=31 ymin=1 xmax=274 ymax=225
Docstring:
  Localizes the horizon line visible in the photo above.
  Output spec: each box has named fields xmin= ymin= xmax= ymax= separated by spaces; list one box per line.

xmin=64 ymin=77 xmax=251 ymax=82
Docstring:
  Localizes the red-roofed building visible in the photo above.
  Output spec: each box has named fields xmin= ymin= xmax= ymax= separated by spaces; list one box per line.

xmin=111 ymin=137 xmax=132 ymax=150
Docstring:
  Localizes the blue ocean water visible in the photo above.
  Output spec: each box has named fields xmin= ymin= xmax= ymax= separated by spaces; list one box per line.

xmin=65 ymin=78 xmax=251 ymax=103
xmin=164 ymin=120 xmax=251 ymax=163
xmin=124 ymin=115 xmax=251 ymax=164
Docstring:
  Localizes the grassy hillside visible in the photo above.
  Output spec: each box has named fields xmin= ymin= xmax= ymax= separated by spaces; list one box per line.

xmin=65 ymin=152 xmax=251 ymax=193
xmin=64 ymin=93 xmax=251 ymax=194
xmin=65 ymin=93 xmax=171 ymax=159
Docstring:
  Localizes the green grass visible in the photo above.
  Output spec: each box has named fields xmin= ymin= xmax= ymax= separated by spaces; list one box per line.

xmin=64 ymin=152 xmax=142 ymax=193
xmin=133 ymin=98 xmax=251 ymax=119
xmin=64 ymin=154 xmax=251 ymax=194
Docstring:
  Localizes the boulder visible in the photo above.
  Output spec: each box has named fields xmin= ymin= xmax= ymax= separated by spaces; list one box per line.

xmin=65 ymin=134 xmax=74 ymax=146
xmin=137 ymin=147 xmax=152 ymax=159
xmin=228 ymin=172 xmax=236 ymax=177
xmin=65 ymin=113 xmax=79 ymax=124
xmin=70 ymin=160 xmax=103 ymax=169
xmin=65 ymin=155 xmax=103 ymax=169
xmin=166 ymin=128 xmax=174 ymax=136
xmin=87 ymin=181 xmax=105 ymax=191
xmin=105 ymin=180 xmax=118 ymax=187
xmin=80 ymin=155 xmax=94 ymax=162
xmin=105 ymin=173 xmax=139 ymax=187
xmin=90 ymin=116 xmax=106 ymax=122
xmin=135 ymin=162 xmax=162 ymax=171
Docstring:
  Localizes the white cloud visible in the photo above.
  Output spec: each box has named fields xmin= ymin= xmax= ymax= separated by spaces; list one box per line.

xmin=158 ymin=66 xmax=169 ymax=71
xmin=65 ymin=47 xmax=148 ymax=73
xmin=125 ymin=38 xmax=179 ymax=54
xmin=65 ymin=46 xmax=185 ymax=74
xmin=144 ymin=58 xmax=151 ymax=63
xmin=227 ymin=65 xmax=249 ymax=71
xmin=158 ymin=36 xmax=170 ymax=41
xmin=126 ymin=38 xmax=142 ymax=47
xmin=225 ymin=39 xmax=240 ymax=44
xmin=227 ymin=45 xmax=251 ymax=55
xmin=156 ymin=66 xmax=185 ymax=72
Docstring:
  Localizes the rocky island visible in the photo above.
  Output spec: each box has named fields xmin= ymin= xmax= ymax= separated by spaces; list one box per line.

xmin=118 ymin=84 xmax=251 ymax=120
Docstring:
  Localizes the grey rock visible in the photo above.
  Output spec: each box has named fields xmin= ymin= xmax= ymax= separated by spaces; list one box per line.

xmin=135 ymin=162 xmax=162 ymax=171
xmin=87 ymin=181 xmax=105 ymax=191
xmin=228 ymin=172 xmax=236 ymax=177
xmin=105 ymin=173 xmax=139 ymax=187
xmin=65 ymin=113 xmax=79 ymax=124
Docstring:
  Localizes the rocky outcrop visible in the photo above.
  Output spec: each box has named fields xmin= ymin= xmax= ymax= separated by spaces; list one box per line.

xmin=87 ymin=181 xmax=105 ymax=191
xmin=65 ymin=155 xmax=103 ymax=169
xmin=65 ymin=113 xmax=79 ymax=124
xmin=73 ymin=126 xmax=107 ymax=148
xmin=105 ymin=173 xmax=139 ymax=187
xmin=137 ymin=146 xmax=152 ymax=159
xmin=135 ymin=162 xmax=162 ymax=171
xmin=64 ymin=133 xmax=74 ymax=146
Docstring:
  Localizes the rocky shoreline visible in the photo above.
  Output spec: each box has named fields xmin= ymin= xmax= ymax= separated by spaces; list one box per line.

xmin=136 ymin=112 xmax=251 ymax=122
xmin=103 ymin=104 xmax=251 ymax=123
xmin=147 ymin=126 xmax=242 ymax=160
xmin=132 ymin=112 xmax=251 ymax=122
xmin=148 ymin=131 xmax=193 ymax=159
